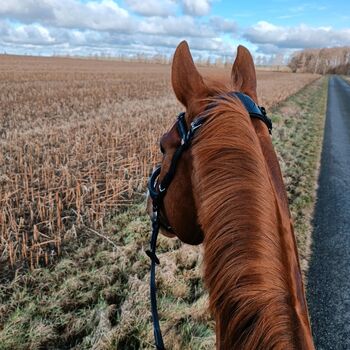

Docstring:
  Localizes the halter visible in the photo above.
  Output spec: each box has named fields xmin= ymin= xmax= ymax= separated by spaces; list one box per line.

xmin=146 ymin=92 xmax=272 ymax=350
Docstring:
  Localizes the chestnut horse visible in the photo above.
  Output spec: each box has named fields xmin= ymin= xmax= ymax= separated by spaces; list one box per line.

xmin=148 ymin=41 xmax=314 ymax=349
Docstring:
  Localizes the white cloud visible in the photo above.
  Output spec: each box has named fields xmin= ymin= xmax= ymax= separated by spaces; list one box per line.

xmin=0 ymin=0 xmax=235 ymax=58
xmin=0 ymin=0 xmax=134 ymax=32
xmin=254 ymin=43 xmax=282 ymax=55
xmin=139 ymin=15 xmax=215 ymax=37
xmin=0 ymin=0 xmax=223 ymax=38
xmin=181 ymin=0 xmax=211 ymax=16
xmin=209 ymin=16 xmax=237 ymax=33
xmin=0 ymin=0 xmax=54 ymax=22
xmin=0 ymin=19 xmax=235 ymax=58
xmin=53 ymin=0 xmax=133 ymax=32
xmin=0 ymin=21 xmax=55 ymax=45
xmin=244 ymin=21 xmax=350 ymax=51
xmin=124 ymin=0 xmax=177 ymax=17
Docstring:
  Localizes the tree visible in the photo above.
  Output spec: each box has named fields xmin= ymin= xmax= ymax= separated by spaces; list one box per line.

xmin=287 ymin=47 xmax=350 ymax=74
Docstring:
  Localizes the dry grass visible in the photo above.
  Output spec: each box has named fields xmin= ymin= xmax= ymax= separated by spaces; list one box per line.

xmin=256 ymin=65 xmax=292 ymax=72
xmin=0 ymin=55 xmax=318 ymax=270
xmin=0 ymin=55 xmax=327 ymax=349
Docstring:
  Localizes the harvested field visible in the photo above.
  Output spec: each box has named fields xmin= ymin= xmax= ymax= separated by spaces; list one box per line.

xmin=0 ymin=54 xmax=327 ymax=348
xmin=0 ymin=55 xmax=318 ymax=270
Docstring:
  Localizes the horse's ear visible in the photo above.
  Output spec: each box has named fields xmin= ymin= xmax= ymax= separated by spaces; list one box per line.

xmin=231 ymin=45 xmax=258 ymax=103
xmin=172 ymin=41 xmax=207 ymax=108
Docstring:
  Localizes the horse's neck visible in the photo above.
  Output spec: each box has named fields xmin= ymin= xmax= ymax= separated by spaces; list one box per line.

xmin=253 ymin=119 xmax=314 ymax=348
xmin=191 ymin=113 xmax=314 ymax=349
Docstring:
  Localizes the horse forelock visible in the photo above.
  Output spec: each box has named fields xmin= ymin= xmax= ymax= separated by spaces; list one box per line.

xmin=191 ymin=96 xmax=310 ymax=349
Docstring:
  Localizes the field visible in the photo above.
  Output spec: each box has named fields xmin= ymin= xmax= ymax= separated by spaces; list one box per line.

xmin=0 ymin=56 xmax=317 ymax=270
xmin=0 ymin=55 xmax=326 ymax=349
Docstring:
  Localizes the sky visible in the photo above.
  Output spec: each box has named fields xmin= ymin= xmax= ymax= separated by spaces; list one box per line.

xmin=0 ymin=0 xmax=349 ymax=62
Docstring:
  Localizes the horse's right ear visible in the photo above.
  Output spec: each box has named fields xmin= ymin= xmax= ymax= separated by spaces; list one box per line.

xmin=172 ymin=41 xmax=207 ymax=108
xmin=231 ymin=45 xmax=258 ymax=103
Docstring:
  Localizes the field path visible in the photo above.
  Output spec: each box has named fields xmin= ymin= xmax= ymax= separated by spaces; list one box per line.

xmin=307 ymin=76 xmax=350 ymax=349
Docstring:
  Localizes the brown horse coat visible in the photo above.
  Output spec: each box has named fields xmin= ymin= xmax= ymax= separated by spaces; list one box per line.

xmin=155 ymin=41 xmax=315 ymax=349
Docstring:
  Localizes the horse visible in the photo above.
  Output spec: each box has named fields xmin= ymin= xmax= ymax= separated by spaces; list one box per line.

xmin=147 ymin=41 xmax=314 ymax=350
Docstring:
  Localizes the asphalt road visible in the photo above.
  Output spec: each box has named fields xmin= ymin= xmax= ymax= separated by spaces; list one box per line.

xmin=307 ymin=76 xmax=350 ymax=349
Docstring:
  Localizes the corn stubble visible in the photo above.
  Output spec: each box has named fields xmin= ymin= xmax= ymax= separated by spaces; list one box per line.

xmin=0 ymin=55 xmax=318 ymax=269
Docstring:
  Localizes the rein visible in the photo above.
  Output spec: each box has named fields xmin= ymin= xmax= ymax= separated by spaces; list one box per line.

xmin=146 ymin=92 xmax=272 ymax=349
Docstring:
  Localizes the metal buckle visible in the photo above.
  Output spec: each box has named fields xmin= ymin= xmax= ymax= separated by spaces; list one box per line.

xmin=158 ymin=183 xmax=166 ymax=193
xmin=148 ymin=166 xmax=161 ymax=200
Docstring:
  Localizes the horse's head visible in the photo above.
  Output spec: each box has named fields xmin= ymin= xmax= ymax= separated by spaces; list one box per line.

xmin=148 ymin=40 xmax=265 ymax=245
xmin=147 ymin=42 xmax=314 ymax=348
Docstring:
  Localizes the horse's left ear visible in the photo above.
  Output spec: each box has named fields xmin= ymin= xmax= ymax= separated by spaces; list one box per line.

xmin=231 ymin=45 xmax=258 ymax=103
xmin=172 ymin=41 xmax=207 ymax=108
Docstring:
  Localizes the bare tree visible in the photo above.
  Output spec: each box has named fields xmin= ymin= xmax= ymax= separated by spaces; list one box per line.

xmin=288 ymin=47 xmax=350 ymax=74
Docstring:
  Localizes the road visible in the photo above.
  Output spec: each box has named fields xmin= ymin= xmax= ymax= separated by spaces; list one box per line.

xmin=307 ymin=76 xmax=350 ymax=349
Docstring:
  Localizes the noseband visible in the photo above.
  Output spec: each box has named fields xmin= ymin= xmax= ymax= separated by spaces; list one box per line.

xmin=146 ymin=92 xmax=272 ymax=350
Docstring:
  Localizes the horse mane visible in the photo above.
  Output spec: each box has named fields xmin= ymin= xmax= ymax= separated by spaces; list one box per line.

xmin=191 ymin=96 xmax=304 ymax=349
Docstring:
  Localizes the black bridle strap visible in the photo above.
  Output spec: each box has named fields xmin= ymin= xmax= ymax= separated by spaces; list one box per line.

xmin=232 ymin=92 xmax=272 ymax=134
xmin=146 ymin=113 xmax=204 ymax=350
xmin=146 ymin=208 xmax=164 ymax=350
xmin=155 ymin=113 xmax=205 ymax=196
xmin=159 ymin=144 xmax=186 ymax=193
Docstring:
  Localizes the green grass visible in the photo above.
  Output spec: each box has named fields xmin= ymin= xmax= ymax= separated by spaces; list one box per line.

xmin=271 ymin=76 xmax=328 ymax=272
xmin=0 ymin=77 xmax=328 ymax=349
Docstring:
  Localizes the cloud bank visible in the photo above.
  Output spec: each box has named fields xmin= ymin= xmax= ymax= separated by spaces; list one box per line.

xmin=0 ymin=0 xmax=237 ymax=58
xmin=0 ymin=0 xmax=349 ymax=59
xmin=244 ymin=21 xmax=350 ymax=54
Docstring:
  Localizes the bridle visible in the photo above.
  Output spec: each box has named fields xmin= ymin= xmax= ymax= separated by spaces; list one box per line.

xmin=146 ymin=92 xmax=272 ymax=350
xmin=146 ymin=112 xmax=203 ymax=350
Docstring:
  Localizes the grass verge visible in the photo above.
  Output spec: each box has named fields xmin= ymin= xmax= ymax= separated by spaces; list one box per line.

xmin=0 ymin=77 xmax=327 ymax=349
xmin=271 ymin=76 xmax=328 ymax=273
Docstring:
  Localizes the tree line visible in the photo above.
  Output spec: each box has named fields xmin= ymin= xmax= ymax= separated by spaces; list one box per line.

xmin=288 ymin=47 xmax=350 ymax=74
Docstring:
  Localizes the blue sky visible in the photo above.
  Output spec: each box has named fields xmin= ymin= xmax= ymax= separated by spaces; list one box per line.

xmin=0 ymin=0 xmax=349 ymax=62
xmin=212 ymin=1 xmax=349 ymax=28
